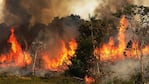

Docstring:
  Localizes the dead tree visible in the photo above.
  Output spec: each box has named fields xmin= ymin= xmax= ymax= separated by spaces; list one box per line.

xmin=128 ymin=7 xmax=149 ymax=84
xmin=31 ymin=41 xmax=46 ymax=76
xmin=89 ymin=15 xmax=102 ymax=82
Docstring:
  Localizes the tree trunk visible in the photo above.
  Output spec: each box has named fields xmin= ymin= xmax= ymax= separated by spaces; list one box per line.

xmin=32 ymin=51 xmax=37 ymax=76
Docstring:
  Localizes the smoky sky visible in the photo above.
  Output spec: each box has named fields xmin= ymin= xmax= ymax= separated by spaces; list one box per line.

xmin=2 ymin=0 xmax=148 ymax=25
xmin=3 ymin=0 xmax=98 ymax=25
xmin=3 ymin=0 xmax=73 ymax=25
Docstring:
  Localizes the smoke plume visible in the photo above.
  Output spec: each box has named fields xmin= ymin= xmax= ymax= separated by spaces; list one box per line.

xmin=94 ymin=0 xmax=133 ymax=24
xmin=3 ymin=0 xmax=99 ymax=25
xmin=94 ymin=0 xmax=148 ymax=19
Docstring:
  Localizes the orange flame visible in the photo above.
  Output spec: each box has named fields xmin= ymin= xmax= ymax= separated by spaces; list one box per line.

xmin=42 ymin=39 xmax=77 ymax=71
xmin=84 ymin=76 xmax=95 ymax=84
xmin=94 ymin=15 xmax=149 ymax=62
xmin=0 ymin=27 xmax=32 ymax=67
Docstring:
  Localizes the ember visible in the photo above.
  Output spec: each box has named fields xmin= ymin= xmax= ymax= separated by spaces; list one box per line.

xmin=84 ymin=75 xmax=95 ymax=84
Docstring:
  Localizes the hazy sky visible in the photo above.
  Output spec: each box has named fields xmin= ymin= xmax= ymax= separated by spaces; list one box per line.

xmin=70 ymin=0 xmax=99 ymax=19
xmin=0 ymin=0 xmax=4 ymax=23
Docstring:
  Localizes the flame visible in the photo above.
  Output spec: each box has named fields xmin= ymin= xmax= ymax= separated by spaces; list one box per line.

xmin=42 ymin=39 xmax=77 ymax=71
xmin=84 ymin=76 xmax=95 ymax=84
xmin=0 ymin=27 xmax=32 ymax=67
xmin=94 ymin=15 xmax=149 ymax=62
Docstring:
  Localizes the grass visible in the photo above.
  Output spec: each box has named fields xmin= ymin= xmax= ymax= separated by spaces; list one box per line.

xmin=0 ymin=76 xmax=137 ymax=84
xmin=0 ymin=76 xmax=84 ymax=84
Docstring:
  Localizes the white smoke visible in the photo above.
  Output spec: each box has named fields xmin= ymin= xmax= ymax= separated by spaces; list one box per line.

xmin=103 ymin=56 xmax=149 ymax=81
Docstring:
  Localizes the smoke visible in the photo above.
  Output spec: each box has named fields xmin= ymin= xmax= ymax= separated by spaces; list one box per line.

xmin=94 ymin=0 xmax=133 ymax=23
xmin=24 ymin=0 xmax=74 ymax=24
xmin=110 ymin=60 xmax=139 ymax=80
xmin=33 ymin=16 xmax=79 ymax=71
xmin=94 ymin=0 xmax=148 ymax=22
xmin=1 ymin=0 xmax=148 ymax=25
xmin=93 ymin=0 xmax=149 ymax=81
xmin=0 ymin=15 xmax=80 ymax=76
xmin=134 ymin=0 xmax=149 ymax=7
xmin=4 ymin=0 xmax=31 ymax=25
xmin=105 ymin=56 xmax=149 ymax=81
xmin=0 ymin=66 xmax=31 ymax=76
xmin=3 ymin=0 xmax=99 ymax=25
xmin=0 ymin=0 xmax=82 ymax=75
xmin=0 ymin=0 xmax=148 ymax=78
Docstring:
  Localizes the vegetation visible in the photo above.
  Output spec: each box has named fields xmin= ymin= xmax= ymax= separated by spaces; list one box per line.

xmin=66 ymin=4 xmax=149 ymax=83
xmin=0 ymin=3 xmax=148 ymax=84
xmin=0 ymin=76 xmax=83 ymax=84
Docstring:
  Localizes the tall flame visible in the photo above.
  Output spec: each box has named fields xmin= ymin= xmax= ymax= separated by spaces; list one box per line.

xmin=94 ymin=16 xmax=149 ymax=62
xmin=42 ymin=39 xmax=77 ymax=71
xmin=0 ymin=27 xmax=32 ymax=67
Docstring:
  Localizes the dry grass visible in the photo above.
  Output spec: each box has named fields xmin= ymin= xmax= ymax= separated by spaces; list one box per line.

xmin=0 ymin=76 xmax=84 ymax=84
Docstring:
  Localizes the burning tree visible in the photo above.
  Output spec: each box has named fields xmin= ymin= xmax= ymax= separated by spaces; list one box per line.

xmin=0 ymin=15 xmax=79 ymax=77
xmin=128 ymin=6 xmax=149 ymax=83
xmin=0 ymin=1 xmax=148 ymax=84
xmin=31 ymin=40 xmax=46 ymax=76
xmin=0 ymin=27 xmax=32 ymax=68
xmin=93 ymin=4 xmax=149 ymax=84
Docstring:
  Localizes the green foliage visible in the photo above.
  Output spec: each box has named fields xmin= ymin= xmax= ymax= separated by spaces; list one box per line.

xmin=66 ymin=37 xmax=94 ymax=78
xmin=66 ymin=4 xmax=149 ymax=83
xmin=65 ymin=12 xmax=117 ymax=78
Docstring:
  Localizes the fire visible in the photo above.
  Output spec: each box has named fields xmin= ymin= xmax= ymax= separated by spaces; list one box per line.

xmin=0 ymin=27 xmax=32 ymax=67
xmin=42 ymin=39 xmax=77 ymax=71
xmin=84 ymin=75 xmax=95 ymax=84
xmin=0 ymin=27 xmax=77 ymax=71
xmin=94 ymin=15 xmax=149 ymax=62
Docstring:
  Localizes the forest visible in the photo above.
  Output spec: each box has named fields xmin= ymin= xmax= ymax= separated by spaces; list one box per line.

xmin=0 ymin=0 xmax=149 ymax=84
